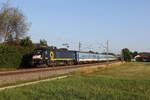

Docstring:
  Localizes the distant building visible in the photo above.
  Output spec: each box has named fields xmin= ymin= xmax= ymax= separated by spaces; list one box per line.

xmin=135 ymin=52 xmax=150 ymax=62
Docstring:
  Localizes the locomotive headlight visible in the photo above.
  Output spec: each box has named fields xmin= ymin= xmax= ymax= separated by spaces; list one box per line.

xmin=32 ymin=55 xmax=42 ymax=60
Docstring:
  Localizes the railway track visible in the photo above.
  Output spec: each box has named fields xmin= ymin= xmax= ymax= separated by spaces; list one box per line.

xmin=0 ymin=61 xmax=118 ymax=76
xmin=0 ymin=61 xmax=121 ymax=85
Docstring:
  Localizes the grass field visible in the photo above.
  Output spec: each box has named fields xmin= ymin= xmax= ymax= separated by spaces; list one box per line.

xmin=0 ymin=62 xmax=150 ymax=100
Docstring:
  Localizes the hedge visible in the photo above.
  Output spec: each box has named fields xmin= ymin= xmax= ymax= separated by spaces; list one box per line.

xmin=0 ymin=44 xmax=34 ymax=68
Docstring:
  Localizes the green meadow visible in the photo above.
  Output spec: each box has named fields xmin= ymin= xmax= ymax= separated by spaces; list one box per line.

xmin=0 ymin=62 xmax=150 ymax=100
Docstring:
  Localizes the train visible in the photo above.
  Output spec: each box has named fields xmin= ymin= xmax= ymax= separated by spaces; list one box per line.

xmin=32 ymin=47 xmax=118 ymax=66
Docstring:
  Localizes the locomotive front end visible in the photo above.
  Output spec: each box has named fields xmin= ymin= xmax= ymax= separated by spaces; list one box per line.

xmin=32 ymin=48 xmax=50 ymax=66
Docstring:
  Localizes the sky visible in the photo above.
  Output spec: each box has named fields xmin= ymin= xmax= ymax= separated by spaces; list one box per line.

xmin=0 ymin=0 xmax=150 ymax=53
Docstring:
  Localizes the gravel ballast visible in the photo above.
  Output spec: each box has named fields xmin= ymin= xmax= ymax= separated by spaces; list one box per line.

xmin=0 ymin=62 xmax=122 ymax=85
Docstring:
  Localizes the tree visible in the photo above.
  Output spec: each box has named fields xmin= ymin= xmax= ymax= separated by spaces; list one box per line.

xmin=0 ymin=2 xmax=29 ymax=43
xmin=121 ymin=48 xmax=131 ymax=62
xmin=20 ymin=37 xmax=32 ymax=47
xmin=132 ymin=51 xmax=138 ymax=58
xmin=40 ymin=39 xmax=47 ymax=46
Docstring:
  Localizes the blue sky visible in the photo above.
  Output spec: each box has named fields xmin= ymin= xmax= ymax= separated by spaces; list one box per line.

xmin=1 ymin=0 xmax=150 ymax=53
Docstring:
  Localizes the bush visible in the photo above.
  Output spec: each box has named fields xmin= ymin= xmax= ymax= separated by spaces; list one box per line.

xmin=0 ymin=43 xmax=34 ymax=68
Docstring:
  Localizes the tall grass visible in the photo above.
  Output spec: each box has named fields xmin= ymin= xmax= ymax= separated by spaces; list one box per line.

xmin=91 ymin=62 xmax=150 ymax=79
xmin=0 ymin=62 xmax=150 ymax=100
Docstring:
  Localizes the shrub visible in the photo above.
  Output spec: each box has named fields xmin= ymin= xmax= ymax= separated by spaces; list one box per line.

xmin=0 ymin=43 xmax=34 ymax=68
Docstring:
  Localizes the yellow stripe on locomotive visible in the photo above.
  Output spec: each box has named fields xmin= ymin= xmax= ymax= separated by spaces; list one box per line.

xmin=50 ymin=51 xmax=74 ymax=61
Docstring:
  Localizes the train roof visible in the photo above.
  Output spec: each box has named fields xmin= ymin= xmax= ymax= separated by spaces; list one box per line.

xmin=76 ymin=51 xmax=116 ymax=56
xmin=34 ymin=47 xmax=116 ymax=56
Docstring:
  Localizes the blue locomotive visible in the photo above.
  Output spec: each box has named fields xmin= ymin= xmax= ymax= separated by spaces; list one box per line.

xmin=32 ymin=47 xmax=117 ymax=66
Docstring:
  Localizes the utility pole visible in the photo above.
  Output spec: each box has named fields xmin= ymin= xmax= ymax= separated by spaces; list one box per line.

xmin=106 ymin=40 xmax=109 ymax=63
xmin=79 ymin=41 xmax=81 ymax=51
xmin=100 ymin=40 xmax=110 ymax=63
xmin=121 ymin=50 xmax=124 ymax=62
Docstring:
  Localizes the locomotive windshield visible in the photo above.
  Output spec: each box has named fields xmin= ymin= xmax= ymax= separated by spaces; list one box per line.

xmin=33 ymin=49 xmax=43 ymax=55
